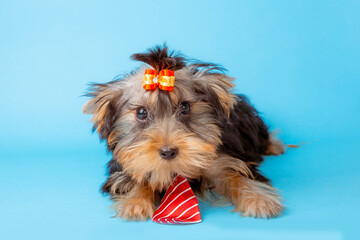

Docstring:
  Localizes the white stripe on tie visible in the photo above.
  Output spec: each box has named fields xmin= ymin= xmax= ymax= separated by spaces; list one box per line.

xmin=183 ymin=211 xmax=200 ymax=221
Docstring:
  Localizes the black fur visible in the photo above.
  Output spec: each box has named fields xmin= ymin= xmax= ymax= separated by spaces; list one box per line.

xmin=101 ymin=157 xmax=136 ymax=195
xmin=219 ymin=94 xmax=271 ymax=182
xmin=107 ymin=157 xmax=124 ymax=175
xmin=220 ymin=95 xmax=270 ymax=159
xmin=131 ymin=44 xmax=187 ymax=72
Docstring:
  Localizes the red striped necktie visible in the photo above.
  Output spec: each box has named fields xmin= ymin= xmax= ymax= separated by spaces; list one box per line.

xmin=152 ymin=175 xmax=202 ymax=224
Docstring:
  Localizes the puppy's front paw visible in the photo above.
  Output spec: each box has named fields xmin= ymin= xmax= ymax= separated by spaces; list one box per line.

xmin=241 ymin=193 xmax=283 ymax=218
xmin=234 ymin=182 xmax=284 ymax=218
xmin=113 ymin=197 xmax=155 ymax=221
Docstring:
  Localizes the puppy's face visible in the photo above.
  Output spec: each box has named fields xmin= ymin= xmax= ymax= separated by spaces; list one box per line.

xmin=83 ymin=50 xmax=235 ymax=190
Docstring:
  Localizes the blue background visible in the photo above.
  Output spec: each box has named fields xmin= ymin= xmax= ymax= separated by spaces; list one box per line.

xmin=1 ymin=0 xmax=359 ymax=239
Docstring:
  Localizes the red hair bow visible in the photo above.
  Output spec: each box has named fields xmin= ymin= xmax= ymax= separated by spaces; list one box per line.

xmin=143 ymin=69 xmax=175 ymax=91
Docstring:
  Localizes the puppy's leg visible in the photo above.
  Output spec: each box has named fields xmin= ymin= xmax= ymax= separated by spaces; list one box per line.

xmin=209 ymin=155 xmax=284 ymax=218
xmin=219 ymin=173 xmax=284 ymax=218
xmin=111 ymin=184 xmax=156 ymax=221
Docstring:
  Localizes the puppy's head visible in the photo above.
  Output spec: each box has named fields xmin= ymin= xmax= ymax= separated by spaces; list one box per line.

xmin=83 ymin=45 xmax=236 ymax=190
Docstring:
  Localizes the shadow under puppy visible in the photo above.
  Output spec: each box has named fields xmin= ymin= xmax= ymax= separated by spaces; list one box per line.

xmin=82 ymin=45 xmax=285 ymax=221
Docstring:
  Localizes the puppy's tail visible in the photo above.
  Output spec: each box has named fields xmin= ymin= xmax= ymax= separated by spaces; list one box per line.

xmin=287 ymin=144 xmax=300 ymax=148
xmin=265 ymin=131 xmax=300 ymax=156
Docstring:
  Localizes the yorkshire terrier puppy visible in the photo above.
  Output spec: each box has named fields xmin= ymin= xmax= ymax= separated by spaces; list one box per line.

xmin=83 ymin=45 xmax=285 ymax=221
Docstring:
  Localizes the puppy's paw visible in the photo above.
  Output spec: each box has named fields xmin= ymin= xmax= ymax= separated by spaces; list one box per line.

xmin=113 ymin=197 xmax=155 ymax=221
xmin=234 ymin=182 xmax=284 ymax=218
xmin=240 ymin=194 xmax=284 ymax=218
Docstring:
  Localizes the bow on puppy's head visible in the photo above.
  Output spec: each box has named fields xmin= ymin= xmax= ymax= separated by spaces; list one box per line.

xmin=143 ymin=68 xmax=175 ymax=91
xmin=131 ymin=44 xmax=186 ymax=92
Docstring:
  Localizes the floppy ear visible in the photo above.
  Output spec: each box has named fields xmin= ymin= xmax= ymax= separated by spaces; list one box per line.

xmin=83 ymin=82 xmax=123 ymax=140
xmin=193 ymin=72 xmax=236 ymax=121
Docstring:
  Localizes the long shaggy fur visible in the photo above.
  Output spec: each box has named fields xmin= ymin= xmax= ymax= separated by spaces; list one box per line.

xmin=83 ymin=45 xmax=285 ymax=220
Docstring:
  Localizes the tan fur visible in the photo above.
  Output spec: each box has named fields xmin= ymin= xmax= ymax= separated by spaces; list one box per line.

xmin=111 ymin=184 xmax=156 ymax=221
xmin=115 ymin=124 xmax=217 ymax=191
xmin=208 ymin=76 xmax=237 ymax=116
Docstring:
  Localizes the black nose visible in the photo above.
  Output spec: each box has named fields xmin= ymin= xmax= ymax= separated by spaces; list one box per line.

xmin=159 ymin=147 xmax=178 ymax=160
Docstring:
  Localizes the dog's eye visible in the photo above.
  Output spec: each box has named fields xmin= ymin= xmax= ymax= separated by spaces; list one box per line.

xmin=136 ymin=108 xmax=148 ymax=121
xmin=179 ymin=102 xmax=191 ymax=114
